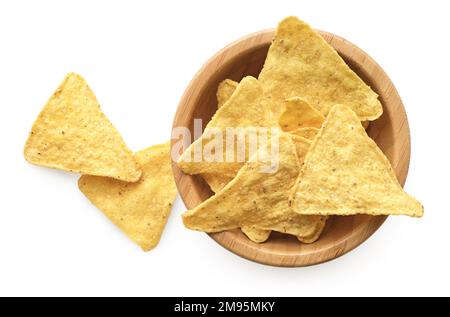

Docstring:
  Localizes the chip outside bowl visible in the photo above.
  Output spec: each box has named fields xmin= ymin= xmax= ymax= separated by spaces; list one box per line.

xmin=171 ymin=29 xmax=411 ymax=267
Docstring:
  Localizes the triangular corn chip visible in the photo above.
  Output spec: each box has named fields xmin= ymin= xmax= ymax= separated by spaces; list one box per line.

xmin=290 ymin=123 xmax=369 ymax=141
xmin=186 ymin=77 xmax=276 ymax=243
xmin=258 ymin=16 xmax=382 ymax=121
xmin=202 ymin=134 xmax=318 ymax=243
xmin=24 ymin=73 xmax=141 ymax=182
xmin=290 ymin=134 xmax=312 ymax=158
xmin=200 ymin=78 xmax=240 ymax=194
xmin=241 ymin=226 xmax=272 ymax=243
xmin=291 ymin=105 xmax=423 ymax=217
xmin=217 ymin=79 xmax=238 ymax=108
xmin=188 ymin=78 xmax=326 ymax=243
xmin=201 ymin=173 xmax=234 ymax=193
xmin=78 ymin=142 xmax=177 ymax=251
xmin=242 ymin=227 xmax=271 ymax=243
xmin=288 ymin=135 xmax=328 ymax=243
xmin=178 ymin=76 xmax=277 ymax=177
xmin=279 ymin=97 xmax=325 ymax=131
xmin=202 ymin=171 xmax=271 ymax=243
xmin=182 ymin=133 xmax=327 ymax=241
xmin=289 ymin=127 xmax=319 ymax=141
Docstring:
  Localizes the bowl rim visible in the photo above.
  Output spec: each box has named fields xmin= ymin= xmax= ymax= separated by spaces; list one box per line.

xmin=171 ymin=29 xmax=410 ymax=267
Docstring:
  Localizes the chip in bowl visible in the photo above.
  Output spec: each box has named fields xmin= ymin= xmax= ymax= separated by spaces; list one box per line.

xmin=291 ymin=105 xmax=423 ymax=217
xmin=258 ymin=16 xmax=382 ymax=121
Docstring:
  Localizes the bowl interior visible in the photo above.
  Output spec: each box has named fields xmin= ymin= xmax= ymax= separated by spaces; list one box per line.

xmin=172 ymin=30 xmax=410 ymax=267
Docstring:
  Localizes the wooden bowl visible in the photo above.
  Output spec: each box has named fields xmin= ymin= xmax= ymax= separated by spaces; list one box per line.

xmin=171 ymin=29 xmax=410 ymax=267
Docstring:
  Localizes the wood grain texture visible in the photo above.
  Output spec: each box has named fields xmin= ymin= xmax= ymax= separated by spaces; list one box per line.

xmin=171 ymin=29 xmax=411 ymax=267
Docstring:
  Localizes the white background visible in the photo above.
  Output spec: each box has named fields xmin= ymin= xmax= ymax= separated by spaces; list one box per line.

xmin=0 ymin=0 xmax=448 ymax=297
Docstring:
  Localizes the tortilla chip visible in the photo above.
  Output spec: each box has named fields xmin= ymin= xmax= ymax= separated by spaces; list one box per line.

xmin=214 ymin=80 xmax=300 ymax=242
xmin=201 ymin=173 xmax=233 ymax=193
xmin=199 ymin=79 xmax=237 ymax=194
xmin=241 ymin=226 xmax=271 ymax=243
xmin=362 ymin=120 xmax=370 ymax=129
xmin=289 ymin=127 xmax=319 ymax=140
xmin=201 ymin=173 xmax=271 ymax=243
xmin=182 ymin=133 xmax=326 ymax=241
xmin=288 ymin=134 xmax=328 ymax=242
xmin=200 ymin=134 xmax=311 ymax=195
xmin=202 ymin=77 xmax=236 ymax=192
xmin=258 ymin=16 xmax=382 ymax=121
xmin=78 ymin=142 xmax=177 ymax=251
xmin=178 ymin=76 xmax=277 ymax=177
xmin=291 ymin=105 xmax=423 ymax=217
xmin=204 ymin=133 xmax=320 ymax=243
xmin=279 ymin=97 xmax=325 ymax=131
xmin=24 ymin=73 xmax=141 ymax=182
xmin=214 ymin=78 xmax=275 ymax=243
xmin=180 ymin=77 xmax=278 ymax=243
xmin=217 ymin=79 xmax=238 ymax=108
xmin=290 ymin=134 xmax=312 ymax=158
xmin=215 ymin=80 xmax=293 ymax=243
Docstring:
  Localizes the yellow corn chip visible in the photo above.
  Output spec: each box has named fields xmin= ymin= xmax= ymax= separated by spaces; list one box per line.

xmin=177 ymin=76 xmax=277 ymax=177
xmin=199 ymin=79 xmax=237 ymax=195
xmin=211 ymin=87 xmax=321 ymax=234
xmin=200 ymin=136 xmax=312 ymax=244
xmin=290 ymin=134 xmax=311 ymax=158
xmin=202 ymin=172 xmax=271 ymax=243
xmin=24 ymin=73 xmax=141 ymax=182
xmin=182 ymin=133 xmax=326 ymax=241
xmin=291 ymin=105 xmax=423 ymax=217
xmin=288 ymin=135 xmax=328 ymax=243
xmin=216 ymin=79 xmax=275 ymax=243
xmin=201 ymin=174 xmax=272 ymax=244
xmin=243 ymin=227 xmax=271 ymax=244
xmin=78 ymin=142 xmax=177 ymax=251
xmin=201 ymin=173 xmax=233 ymax=193
xmin=289 ymin=127 xmax=319 ymax=140
xmin=279 ymin=97 xmax=325 ymax=131
xmin=181 ymin=77 xmax=277 ymax=243
xmin=290 ymin=122 xmax=368 ymax=140
xmin=217 ymin=79 xmax=238 ymax=108
xmin=241 ymin=226 xmax=271 ymax=243
xmin=258 ymin=16 xmax=382 ymax=121
xmin=204 ymin=133 xmax=320 ymax=243
xmin=214 ymin=83 xmax=319 ymax=242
